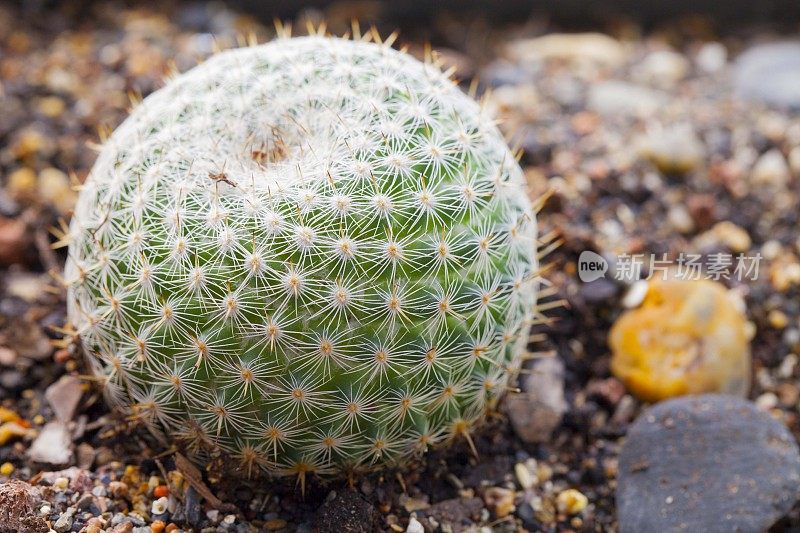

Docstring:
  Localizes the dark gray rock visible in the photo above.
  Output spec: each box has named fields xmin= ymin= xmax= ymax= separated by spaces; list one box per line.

xmin=617 ymin=394 xmax=800 ymax=533
xmin=178 ymin=486 xmax=203 ymax=528
xmin=579 ymin=278 xmax=619 ymax=302
xmin=735 ymin=42 xmax=800 ymax=109
xmin=53 ymin=506 xmax=75 ymax=533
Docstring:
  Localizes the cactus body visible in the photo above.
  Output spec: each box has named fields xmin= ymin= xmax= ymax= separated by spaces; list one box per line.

xmin=66 ymin=35 xmax=539 ymax=477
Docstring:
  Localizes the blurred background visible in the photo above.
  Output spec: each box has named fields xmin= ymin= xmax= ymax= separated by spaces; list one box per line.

xmin=2 ymin=1 xmax=800 ymax=532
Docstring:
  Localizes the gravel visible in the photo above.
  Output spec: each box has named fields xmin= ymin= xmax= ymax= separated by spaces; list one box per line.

xmin=1 ymin=1 xmax=800 ymax=531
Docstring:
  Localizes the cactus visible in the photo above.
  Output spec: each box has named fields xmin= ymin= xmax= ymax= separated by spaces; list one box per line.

xmin=65 ymin=33 xmax=539 ymax=480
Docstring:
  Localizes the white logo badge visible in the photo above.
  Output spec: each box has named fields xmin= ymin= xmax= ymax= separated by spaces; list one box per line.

xmin=578 ymin=251 xmax=608 ymax=282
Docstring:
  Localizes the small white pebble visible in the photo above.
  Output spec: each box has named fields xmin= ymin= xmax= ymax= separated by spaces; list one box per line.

xmin=223 ymin=514 xmax=236 ymax=524
xmin=622 ymin=280 xmax=649 ymax=309
xmin=406 ymin=516 xmax=424 ymax=533
xmin=151 ymin=496 xmax=169 ymax=515
xmin=514 ymin=461 xmax=538 ymax=490
xmin=53 ymin=477 xmax=69 ymax=490
xmin=762 ymin=239 xmax=782 ymax=260
xmin=696 ymin=42 xmax=727 ymax=73
xmin=206 ymin=509 xmax=220 ymax=523
xmin=778 ymin=354 xmax=798 ymax=379
xmin=665 ymin=495 xmax=674 ymax=504
xmin=756 ymin=392 xmax=779 ymax=410
xmin=40 ymin=504 xmax=51 ymax=515
xmin=784 ymin=329 xmax=800 ymax=347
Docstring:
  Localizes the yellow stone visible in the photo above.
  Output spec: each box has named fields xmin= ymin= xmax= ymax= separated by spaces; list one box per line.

xmin=0 ymin=407 xmax=20 ymax=423
xmin=7 ymin=167 xmax=37 ymax=201
xmin=769 ymin=309 xmax=789 ymax=329
xmin=484 ymin=486 xmax=516 ymax=518
xmin=37 ymin=96 xmax=66 ymax=118
xmin=13 ymin=129 xmax=46 ymax=159
xmin=265 ymin=519 xmax=288 ymax=530
xmin=556 ymin=488 xmax=588 ymax=515
xmin=0 ymin=462 xmax=14 ymax=475
xmin=39 ymin=167 xmax=76 ymax=215
xmin=0 ymin=422 xmax=30 ymax=445
xmin=609 ymin=277 xmax=751 ymax=402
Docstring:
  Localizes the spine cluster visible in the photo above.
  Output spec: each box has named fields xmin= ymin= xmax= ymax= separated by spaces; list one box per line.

xmin=65 ymin=33 xmax=539 ymax=479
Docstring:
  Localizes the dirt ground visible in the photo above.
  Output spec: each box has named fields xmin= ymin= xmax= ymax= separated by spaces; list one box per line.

xmin=1 ymin=1 xmax=800 ymax=532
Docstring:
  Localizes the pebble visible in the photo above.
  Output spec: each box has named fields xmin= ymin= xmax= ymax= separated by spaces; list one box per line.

xmin=556 ymin=489 xmax=588 ymax=515
xmin=183 ymin=486 xmax=202 ymax=526
xmin=483 ymin=486 xmax=515 ymax=518
xmin=0 ymin=462 xmax=13 ymax=476
xmin=4 ymin=272 xmax=48 ymax=303
xmin=405 ymin=516 xmax=424 ymax=533
xmin=108 ymin=481 xmax=129 ymax=498
xmin=735 ymin=41 xmax=800 ymax=109
xmin=694 ymin=220 xmax=752 ymax=253
xmin=0 ymin=216 xmax=28 ymax=266
xmin=639 ymin=123 xmax=705 ymax=174
xmin=609 ymin=277 xmax=751 ymax=401
xmin=769 ymin=309 xmax=789 ymax=329
xmin=45 ymin=374 xmax=83 ymax=423
xmin=53 ymin=506 xmax=76 ymax=532
xmin=400 ymin=495 xmax=430 ymax=513
xmin=36 ymin=95 xmax=66 ymax=118
xmin=667 ymin=205 xmax=694 ymax=234
xmin=506 ymin=33 xmax=626 ymax=69
xmin=695 ymin=42 xmax=727 ymax=73
xmin=0 ymin=479 xmax=46 ymax=532
xmin=769 ymin=253 xmax=800 ymax=291
xmin=789 ymin=146 xmax=800 ymax=174
xmin=264 ymin=518 xmax=287 ymax=530
xmin=621 ymin=280 xmax=649 ymax=309
xmin=27 ymin=421 xmax=73 ymax=465
xmin=514 ymin=460 xmax=538 ymax=490
xmin=38 ymin=167 xmax=75 ymax=215
xmin=152 ymin=496 xmax=169 ymax=515
xmin=505 ymin=356 xmax=567 ymax=443
xmin=617 ymin=395 xmax=800 ymax=532
xmin=756 ymin=391 xmax=779 ymax=410
xmin=634 ymin=50 xmax=690 ymax=87
xmin=587 ymin=81 xmax=666 ymax=117
xmin=751 ymin=148 xmax=791 ymax=187
xmin=6 ymin=167 xmax=37 ymax=202
xmin=0 ymin=347 xmax=16 ymax=366
xmin=686 ymin=193 xmax=717 ymax=228
xmin=579 ymin=278 xmax=619 ymax=302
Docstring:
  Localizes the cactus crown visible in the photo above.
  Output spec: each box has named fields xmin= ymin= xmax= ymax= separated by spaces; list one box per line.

xmin=65 ymin=34 xmax=539 ymax=479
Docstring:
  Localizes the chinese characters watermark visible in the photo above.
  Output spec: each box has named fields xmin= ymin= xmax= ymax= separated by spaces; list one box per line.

xmin=578 ymin=251 xmax=762 ymax=283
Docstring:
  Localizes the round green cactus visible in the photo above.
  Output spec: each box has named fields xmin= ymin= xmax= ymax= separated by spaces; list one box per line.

xmin=65 ymin=34 xmax=539 ymax=480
